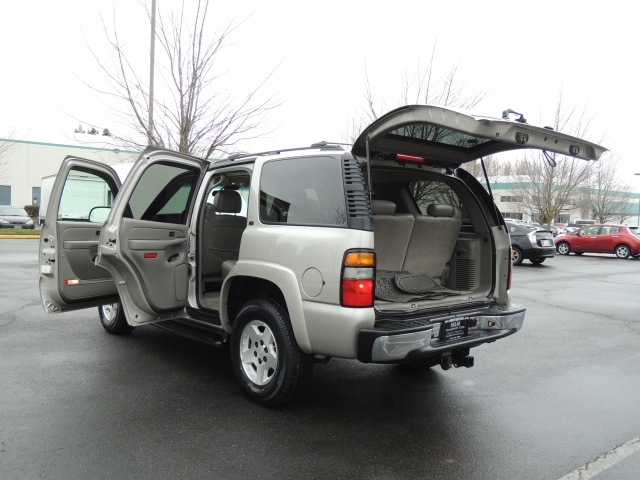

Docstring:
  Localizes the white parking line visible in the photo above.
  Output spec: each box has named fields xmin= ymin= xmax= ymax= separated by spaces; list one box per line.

xmin=558 ymin=436 xmax=640 ymax=480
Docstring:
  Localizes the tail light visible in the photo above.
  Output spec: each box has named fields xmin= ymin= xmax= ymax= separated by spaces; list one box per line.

xmin=341 ymin=250 xmax=375 ymax=307
xmin=527 ymin=231 xmax=537 ymax=244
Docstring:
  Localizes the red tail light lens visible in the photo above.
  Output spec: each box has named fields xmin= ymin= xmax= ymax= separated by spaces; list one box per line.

xmin=341 ymin=279 xmax=374 ymax=307
xmin=341 ymin=249 xmax=375 ymax=308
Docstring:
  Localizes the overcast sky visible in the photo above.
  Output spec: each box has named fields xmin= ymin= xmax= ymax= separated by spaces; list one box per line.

xmin=1 ymin=1 xmax=637 ymax=183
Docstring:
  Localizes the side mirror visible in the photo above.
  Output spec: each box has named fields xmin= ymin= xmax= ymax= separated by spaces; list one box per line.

xmin=89 ymin=206 xmax=111 ymax=223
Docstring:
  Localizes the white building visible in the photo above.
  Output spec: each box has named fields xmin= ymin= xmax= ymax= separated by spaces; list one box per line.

xmin=0 ymin=131 xmax=140 ymax=208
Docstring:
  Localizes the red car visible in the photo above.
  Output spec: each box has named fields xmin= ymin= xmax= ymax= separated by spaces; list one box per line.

xmin=554 ymin=224 xmax=640 ymax=259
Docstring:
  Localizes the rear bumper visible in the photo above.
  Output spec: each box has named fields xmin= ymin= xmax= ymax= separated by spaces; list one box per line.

xmin=357 ymin=303 xmax=526 ymax=363
xmin=524 ymin=246 xmax=555 ymax=259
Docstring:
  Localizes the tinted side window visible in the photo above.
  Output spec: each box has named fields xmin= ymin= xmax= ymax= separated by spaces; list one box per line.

xmin=259 ymin=157 xmax=346 ymax=226
xmin=58 ymin=168 xmax=117 ymax=222
xmin=125 ymin=163 xmax=198 ymax=224
xmin=581 ymin=226 xmax=600 ymax=235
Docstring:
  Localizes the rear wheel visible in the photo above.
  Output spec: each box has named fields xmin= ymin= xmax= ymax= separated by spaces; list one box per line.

xmin=557 ymin=242 xmax=571 ymax=255
xmin=511 ymin=247 xmax=523 ymax=266
xmin=530 ymin=258 xmax=545 ymax=264
xmin=98 ymin=302 xmax=135 ymax=335
xmin=230 ymin=299 xmax=314 ymax=407
xmin=615 ymin=244 xmax=631 ymax=259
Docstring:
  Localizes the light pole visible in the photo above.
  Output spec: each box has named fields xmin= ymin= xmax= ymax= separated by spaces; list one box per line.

xmin=148 ymin=0 xmax=156 ymax=146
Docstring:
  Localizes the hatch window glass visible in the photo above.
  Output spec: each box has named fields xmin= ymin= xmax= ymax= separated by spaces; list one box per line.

xmin=58 ymin=168 xmax=117 ymax=222
xmin=389 ymin=123 xmax=491 ymax=150
xmin=260 ymin=156 xmax=346 ymax=226
xmin=125 ymin=163 xmax=198 ymax=224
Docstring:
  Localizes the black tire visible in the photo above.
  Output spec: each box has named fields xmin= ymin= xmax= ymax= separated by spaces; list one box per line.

xmin=98 ymin=302 xmax=135 ymax=335
xmin=230 ymin=299 xmax=314 ymax=407
xmin=615 ymin=244 xmax=631 ymax=259
xmin=511 ymin=247 xmax=523 ymax=266
xmin=557 ymin=242 xmax=571 ymax=255
xmin=530 ymin=258 xmax=545 ymax=264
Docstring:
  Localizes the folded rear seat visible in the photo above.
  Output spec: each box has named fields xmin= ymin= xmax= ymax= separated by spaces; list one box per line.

xmin=371 ymin=200 xmax=414 ymax=272
xmin=373 ymin=200 xmax=462 ymax=286
xmin=402 ymin=204 xmax=462 ymax=281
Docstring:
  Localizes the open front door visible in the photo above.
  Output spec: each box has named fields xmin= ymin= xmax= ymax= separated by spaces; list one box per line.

xmin=96 ymin=147 xmax=207 ymax=326
xmin=40 ymin=157 xmax=122 ymax=313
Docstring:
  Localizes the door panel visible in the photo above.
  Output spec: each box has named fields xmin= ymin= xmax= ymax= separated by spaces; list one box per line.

xmin=59 ymin=223 xmax=117 ymax=300
xmin=95 ymin=147 xmax=207 ymax=325
xmin=40 ymin=158 xmax=121 ymax=313
xmin=596 ymin=226 xmax=620 ymax=253
xmin=121 ymin=220 xmax=189 ymax=311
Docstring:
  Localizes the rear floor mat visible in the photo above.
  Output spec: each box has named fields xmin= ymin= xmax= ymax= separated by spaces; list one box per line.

xmin=375 ymin=271 xmax=460 ymax=302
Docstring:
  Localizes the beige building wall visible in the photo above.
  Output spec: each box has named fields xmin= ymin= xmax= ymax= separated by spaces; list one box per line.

xmin=0 ymin=137 xmax=139 ymax=208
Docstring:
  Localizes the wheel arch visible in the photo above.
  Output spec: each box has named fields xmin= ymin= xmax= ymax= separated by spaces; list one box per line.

xmin=220 ymin=261 xmax=312 ymax=353
xmin=614 ymin=243 xmax=631 ymax=258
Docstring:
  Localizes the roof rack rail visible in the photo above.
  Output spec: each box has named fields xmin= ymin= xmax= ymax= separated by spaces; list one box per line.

xmin=225 ymin=141 xmax=349 ymax=161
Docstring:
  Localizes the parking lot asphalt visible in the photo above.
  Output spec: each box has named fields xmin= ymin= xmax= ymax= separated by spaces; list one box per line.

xmin=1 ymin=239 xmax=639 ymax=479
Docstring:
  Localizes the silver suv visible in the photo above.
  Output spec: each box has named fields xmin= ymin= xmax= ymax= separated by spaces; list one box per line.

xmin=39 ymin=105 xmax=605 ymax=406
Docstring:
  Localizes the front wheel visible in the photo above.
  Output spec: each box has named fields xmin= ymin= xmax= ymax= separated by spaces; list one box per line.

xmin=98 ymin=302 xmax=135 ymax=335
xmin=557 ymin=242 xmax=571 ymax=255
xmin=230 ymin=299 xmax=314 ymax=407
xmin=615 ymin=244 xmax=631 ymax=259
xmin=530 ymin=258 xmax=545 ymax=264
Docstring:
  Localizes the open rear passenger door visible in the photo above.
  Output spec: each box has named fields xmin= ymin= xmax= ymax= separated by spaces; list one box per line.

xmin=95 ymin=147 xmax=207 ymax=325
xmin=39 ymin=157 xmax=122 ymax=313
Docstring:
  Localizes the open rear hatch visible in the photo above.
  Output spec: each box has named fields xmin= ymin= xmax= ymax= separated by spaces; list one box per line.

xmin=352 ymin=105 xmax=607 ymax=166
xmin=353 ymin=105 xmax=606 ymax=316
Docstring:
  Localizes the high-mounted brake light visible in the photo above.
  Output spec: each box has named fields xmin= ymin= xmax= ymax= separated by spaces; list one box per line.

xmin=396 ymin=154 xmax=424 ymax=163
xmin=341 ymin=249 xmax=375 ymax=308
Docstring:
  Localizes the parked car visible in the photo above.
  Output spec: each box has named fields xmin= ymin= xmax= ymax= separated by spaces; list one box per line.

xmin=506 ymin=222 xmax=555 ymax=265
xmin=38 ymin=104 xmax=606 ymax=406
xmin=0 ymin=206 xmax=35 ymax=229
xmin=555 ymin=224 xmax=640 ymax=259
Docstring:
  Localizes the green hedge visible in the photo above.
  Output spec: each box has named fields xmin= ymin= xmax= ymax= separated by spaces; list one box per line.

xmin=24 ymin=204 xmax=39 ymax=217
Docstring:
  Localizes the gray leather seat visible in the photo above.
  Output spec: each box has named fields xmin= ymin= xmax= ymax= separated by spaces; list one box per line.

xmin=372 ymin=200 xmax=414 ymax=272
xmin=402 ymin=204 xmax=462 ymax=279
xmin=201 ymin=190 xmax=247 ymax=281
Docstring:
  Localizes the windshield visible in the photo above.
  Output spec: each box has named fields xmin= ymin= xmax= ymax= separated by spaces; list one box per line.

xmin=629 ymin=226 xmax=639 ymax=236
xmin=0 ymin=207 xmax=28 ymax=216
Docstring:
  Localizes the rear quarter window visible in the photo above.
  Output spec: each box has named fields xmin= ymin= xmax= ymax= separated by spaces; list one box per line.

xmin=409 ymin=180 xmax=469 ymax=222
xmin=259 ymin=156 xmax=346 ymax=226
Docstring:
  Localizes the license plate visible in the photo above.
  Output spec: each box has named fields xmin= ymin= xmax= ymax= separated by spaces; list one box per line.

xmin=541 ymin=240 xmax=551 ymax=246
xmin=439 ymin=318 xmax=469 ymax=341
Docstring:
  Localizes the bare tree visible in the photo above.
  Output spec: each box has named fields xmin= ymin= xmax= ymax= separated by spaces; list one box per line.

xmin=463 ymin=156 xmax=510 ymax=184
xmin=588 ymin=154 xmax=633 ymax=223
xmin=87 ymin=0 xmax=279 ymax=158
xmin=345 ymin=44 xmax=487 ymax=144
xmin=506 ymin=93 xmax=595 ymax=228
xmin=0 ymin=132 xmax=17 ymax=182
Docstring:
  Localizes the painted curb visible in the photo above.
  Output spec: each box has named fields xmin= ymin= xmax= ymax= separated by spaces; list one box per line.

xmin=0 ymin=235 xmax=40 ymax=239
